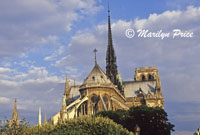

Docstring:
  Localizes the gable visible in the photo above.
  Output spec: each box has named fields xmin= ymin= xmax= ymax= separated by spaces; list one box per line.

xmin=83 ymin=63 xmax=112 ymax=85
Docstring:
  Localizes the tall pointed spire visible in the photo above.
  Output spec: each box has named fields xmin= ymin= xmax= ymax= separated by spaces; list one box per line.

xmin=9 ymin=98 xmax=19 ymax=127
xmin=106 ymin=3 xmax=124 ymax=95
xmin=106 ymin=2 xmax=117 ymax=83
xmin=38 ymin=107 xmax=41 ymax=126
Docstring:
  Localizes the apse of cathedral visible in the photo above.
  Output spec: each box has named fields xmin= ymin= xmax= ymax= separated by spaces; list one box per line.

xmin=49 ymin=7 xmax=164 ymax=125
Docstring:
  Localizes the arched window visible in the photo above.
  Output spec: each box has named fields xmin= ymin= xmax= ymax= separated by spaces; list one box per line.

xmin=91 ymin=94 xmax=99 ymax=114
xmin=142 ymin=74 xmax=146 ymax=81
xmin=148 ymin=74 xmax=154 ymax=80
xmin=103 ymin=94 xmax=109 ymax=110
xmin=91 ymin=94 xmax=98 ymax=103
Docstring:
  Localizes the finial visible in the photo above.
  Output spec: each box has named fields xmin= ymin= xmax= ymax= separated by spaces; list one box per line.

xmin=93 ymin=48 xmax=98 ymax=64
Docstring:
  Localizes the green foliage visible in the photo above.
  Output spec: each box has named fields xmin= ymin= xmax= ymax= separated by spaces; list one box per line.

xmin=27 ymin=123 xmax=54 ymax=135
xmin=97 ymin=105 xmax=175 ymax=135
xmin=48 ymin=116 xmax=133 ymax=135
xmin=95 ymin=109 xmax=127 ymax=127
xmin=1 ymin=116 xmax=132 ymax=135
xmin=0 ymin=118 xmax=30 ymax=135
xmin=126 ymin=105 xmax=174 ymax=135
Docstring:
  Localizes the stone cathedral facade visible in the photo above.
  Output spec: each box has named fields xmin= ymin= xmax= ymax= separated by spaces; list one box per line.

xmin=49 ymin=9 xmax=164 ymax=125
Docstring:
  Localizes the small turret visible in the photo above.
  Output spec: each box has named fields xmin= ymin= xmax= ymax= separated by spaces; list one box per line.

xmin=9 ymin=98 xmax=19 ymax=127
xmin=64 ymin=74 xmax=71 ymax=96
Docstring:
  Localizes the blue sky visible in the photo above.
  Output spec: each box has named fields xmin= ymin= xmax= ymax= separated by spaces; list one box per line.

xmin=0 ymin=0 xmax=200 ymax=134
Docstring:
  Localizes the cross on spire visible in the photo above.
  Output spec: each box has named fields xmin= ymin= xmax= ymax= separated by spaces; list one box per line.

xmin=93 ymin=48 xmax=98 ymax=63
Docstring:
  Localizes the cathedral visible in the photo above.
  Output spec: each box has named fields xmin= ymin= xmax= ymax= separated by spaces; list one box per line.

xmin=49 ymin=7 xmax=164 ymax=125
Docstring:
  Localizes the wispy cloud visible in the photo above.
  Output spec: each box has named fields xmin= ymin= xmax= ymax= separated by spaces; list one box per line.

xmin=0 ymin=97 xmax=10 ymax=104
xmin=0 ymin=0 xmax=102 ymax=60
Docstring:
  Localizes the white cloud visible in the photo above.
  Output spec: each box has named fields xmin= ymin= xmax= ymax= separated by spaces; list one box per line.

xmin=0 ymin=97 xmax=10 ymax=104
xmin=0 ymin=0 xmax=101 ymax=60
xmin=44 ymin=46 xmax=65 ymax=61
xmin=0 ymin=65 xmax=65 ymax=115
xmin=134 ymin=6 xmax=200 ymax=30
xmin=0 ymin=67 xmax=13 ymax=73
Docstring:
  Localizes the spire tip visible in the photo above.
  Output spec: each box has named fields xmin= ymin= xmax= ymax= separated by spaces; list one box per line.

xmin=93 ymin=48 xmax=98 ymax=64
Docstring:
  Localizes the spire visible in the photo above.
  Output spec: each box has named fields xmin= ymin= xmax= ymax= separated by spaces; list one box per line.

xmin=38 ymin=107 xmax=41 ymax=126
xmin=106 ymin=2 xmax=117 ymax=82
xmin=105 ymin=3 xmax=124 ymax=95
xmin=106 ymin=3 xmax=118 ymax=85
xmin=64 ymin=73 xmax=70 ymax=95
xmin=9 ymin=98 xmax=19 ymax=127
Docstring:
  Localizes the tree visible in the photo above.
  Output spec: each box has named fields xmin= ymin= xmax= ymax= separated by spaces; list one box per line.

xmin=125 ymin=105 xmax=174 ymax=135
xmin=48 ymin=116 xmax=133 ymax=135
xmin=96 ymin=105 xmax=174 ymax=135
xmin=0 ymin=117 xmax=30 ymax=135
xmin=95 ymin=109 xmax=127 ymax=127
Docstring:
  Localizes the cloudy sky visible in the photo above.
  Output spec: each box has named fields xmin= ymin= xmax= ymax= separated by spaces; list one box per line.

xmin=0 ymin=0 xmax=200 ymax=134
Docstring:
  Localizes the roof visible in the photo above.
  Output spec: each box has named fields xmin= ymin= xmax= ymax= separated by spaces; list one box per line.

xmin=69 ymin=85 xmax=80 ymax=98
xmin=66 ymin=85 xmax=81 ymax=105
xmin=123 ymin=80 xmax=156 ymax=97
xmin=82 ymin=63 xmax=112 ymax=85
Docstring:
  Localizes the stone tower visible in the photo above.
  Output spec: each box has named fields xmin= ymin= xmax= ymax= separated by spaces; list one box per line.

xmin=106 ymin=5 xmax=123 ymax=95
xmin=9 ymin=98 xmax=19 ymax=127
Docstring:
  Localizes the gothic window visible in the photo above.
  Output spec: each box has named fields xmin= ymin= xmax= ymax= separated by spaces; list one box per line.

xmin=92 ymin=76 xmax=95 ymax=81
xmin=77 ymin=101 xmax=88 ymax=117
xmin=148 ymin=74 xmax=154 ymax=80
xmin=91 ymin=94 xmax=98 ymax=103
xmin=91 ymin=94 xmax=99 ymax=114
xmin=142 ymin=74 xmax=146 ymax=81
xmin=103 ymin=94 xmax=109 ymax=110
xmin=103 ymin=96 xmax=108 ymax=102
